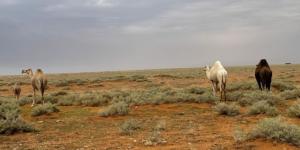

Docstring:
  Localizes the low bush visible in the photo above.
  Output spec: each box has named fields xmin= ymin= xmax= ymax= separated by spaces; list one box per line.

xmin=247 ymin=101 xmax=278 ymax=116
xmin=214 ymin=102 xmax=240 ymax=116
xmin=31 ymin=103 xmax=59 ymax=116
xmin=272 ymin=81 xmax=297 ymax=92
xmin=280 ymin=90 xmax=300 ymax=100
xmin=238 ymin=91 xmax=280 ymax=106
xmin=186 ymin=87 xmax=206 ymax=95
xmin=227 ymin=82 xmax=256 ymax=91
xmin=119 ymin=119 xmax=141 ymax=135
xmin=226 ymin=91 xmax=244 ymax=101
xmin=287 ymin=102 xmax=300 ymax=118
xmin=0 ymin=100 xmax=35 ymax=134
xmin=249 ymin=118 xmax=300 ymax=146
xmin=100 ymin=101 xmax=129 ymax=117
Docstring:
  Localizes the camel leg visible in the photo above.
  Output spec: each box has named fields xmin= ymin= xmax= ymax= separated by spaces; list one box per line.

xmin=32 ymin=89 xmax=36 ymax=107
xmin=224 ymin=83 xmax=227 ymax=101
xmin=219 ymin=82 xmax=223 ymax=101
xmin=41 ymin=90 xmax=45 ymax=104
xmin=211 ymin=82 xmax=217 ymax=96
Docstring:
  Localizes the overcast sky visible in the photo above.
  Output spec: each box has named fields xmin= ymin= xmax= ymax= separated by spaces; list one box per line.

xmin=0 ymin=0 xmax=300 ymax=75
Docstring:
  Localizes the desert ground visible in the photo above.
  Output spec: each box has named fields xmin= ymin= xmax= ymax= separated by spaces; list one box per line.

xmin=0 ymin=65 xmax=300 ymax=150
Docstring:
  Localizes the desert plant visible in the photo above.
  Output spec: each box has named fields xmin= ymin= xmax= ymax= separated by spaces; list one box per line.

xmin=143 ymin=130 xmax=167 ymax=146
xmin=100 ymin=101 xmax=129 ymax=117
xmin=227 ymin=91 xmax=244 ymax=101
xmin=31 ymin=103 xmax=59 ymax=116
xmin=154 ymin=120 xmax=166 ymax=131
xmin=250 ymin=117 xmax=300 ymax=146
xmin=233 ymin=127 xmax=248 ymax=142
xmin=51 ymin=91 xmax=68 ymax=97
xmin=227 ymin=82 xmax=256 ymax=91
xmin=186 ymin=86 xmax=206 ymax=95
xmin=272 ymin=81 xmax=297 ymax=91
xmin=0 ymin=100 xmax=35 ymax=134
xmin=238 ymin=91 xmax=280 ymax=106
xmin=214 ymin=102 xmax=240 ymax=116
xmin=287 ymin=102 xmax=300 ymax=118
xmin=17 ymin=96 xmax=32 ymax=106
xmin=247 ymin=101 xmax=278 ymax=116
xmin=119 ymin=119 xmax=141 ymax=135
xmin=280 ymin=89 xmax=300 ymax=100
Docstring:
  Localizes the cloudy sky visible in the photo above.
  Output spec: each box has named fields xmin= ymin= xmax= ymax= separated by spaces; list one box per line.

xmin=0 ymin=0 xmax=300 ymax=75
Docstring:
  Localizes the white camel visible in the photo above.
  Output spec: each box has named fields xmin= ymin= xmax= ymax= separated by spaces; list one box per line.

xmin=205 ymin=61 xmax=228 ymax=100
xmin=22 ymin=69 xmax=48 ymax=106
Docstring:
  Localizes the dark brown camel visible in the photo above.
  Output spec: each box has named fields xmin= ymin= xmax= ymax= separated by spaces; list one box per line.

xmin=255 ymin=59 xmax=272 ymax=91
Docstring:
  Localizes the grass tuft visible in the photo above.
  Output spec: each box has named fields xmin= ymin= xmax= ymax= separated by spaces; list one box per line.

xmin=100 ymin=101 xmax=129 ymax=117
xmin=214 ymin=102 xmax=240 ymax=116
xmin=247 ymin=101 xmax=278 ymax=116
xmin=31 ymin=103 xmax=60 ymax=116
xmin=0 ymin=99 xmax=35 ymax=135
xmin=119 ymin=119 xmax=141 ymax=135
xmin=249 ymin=117 xmax=300 ymax=146
xmin=287 ymin=102 xmax=300 ymax=118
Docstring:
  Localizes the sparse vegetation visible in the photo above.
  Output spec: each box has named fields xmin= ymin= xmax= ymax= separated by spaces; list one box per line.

xmin=119 ymin=119 xmax=141 ymax=135
xmin=248 ymin=101 xmax=278 ymax=116
xmin=227 ymin=82 xmax=256 ymax=91
xmin=0 ymin=100 xmax=35 ymax=134
xmin=100 ymin=101 xmax=129 ymax=117
xmin=272 ymin=81 xmax=297 ymax=91
xmin=214 ymin=102 xmax=240 ymax=116
xmin=280 ymin=89 xmax=300 ymax=100
xmin=249 ymin=118 xmax=300 ymax=146
xmin=143 ymin=130 xmax=167 ymax=146
xmin=287 ymin=102 xmax=300 ymax=118
xmin=31 ymin=103 xmax=60 ymax=116
xmin=238 ymin=91 xmax=280 ymax=106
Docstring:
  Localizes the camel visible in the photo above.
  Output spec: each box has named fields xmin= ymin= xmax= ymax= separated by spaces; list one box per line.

xmin=255 ymin=59 xmax=272 ymax=91
xmin=12 ymin=82 xmax=21 ymax=100
xmin=205 ymin=61 xmax=228 ymax=100
xmin=22 ymin=69 xmax=48 ymax=106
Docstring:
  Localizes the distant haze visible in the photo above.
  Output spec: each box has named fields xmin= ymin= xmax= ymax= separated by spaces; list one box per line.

xmin=1 ymin=0 xmax=300 ymax=75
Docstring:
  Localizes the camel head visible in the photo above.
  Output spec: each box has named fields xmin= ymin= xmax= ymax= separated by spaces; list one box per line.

xmin=22 ymin=69 xmax=33 ymax=77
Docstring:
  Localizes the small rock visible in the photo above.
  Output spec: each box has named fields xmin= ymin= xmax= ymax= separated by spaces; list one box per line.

xmin=133 ymin=140 xmax=137 ymax=143
xmin=37 ymin=121 xmax=44 ymax=123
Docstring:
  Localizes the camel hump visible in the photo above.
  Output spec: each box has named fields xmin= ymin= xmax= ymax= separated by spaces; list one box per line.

xmin=36 ymin=69 xmax=44 ymax=73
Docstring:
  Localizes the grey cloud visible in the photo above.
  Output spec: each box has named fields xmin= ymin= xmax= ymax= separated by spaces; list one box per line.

xmin=0 ymin=0 xmax=299 ymax=75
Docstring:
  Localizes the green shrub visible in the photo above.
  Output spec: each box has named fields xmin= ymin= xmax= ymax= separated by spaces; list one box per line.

xmin=0 ymin=100 xmax=35 ymax=134
xmin=238 ymin=91 xmax=280 ymax=106
xmin=130 ymin=75 xmax=149 ymax=82
xmin=186 ymin=87 xmax=206 ymax=95
xmin=248 ymin=101 xmax=278 ymax=116
xmin=57 ymin=94 xmax=80 ymax=106
xmin=100 ymin=101 xmax=129 ymax=117
xmin=31 ymin=103 xmax=59 ymax=116
xmin=280 ymin=90 xmax=300 ymax=100
xmin=55 ymin=80 xmax=69 ymax=87
xmin=143 ymin=130 xmax=166 ymax=146
xmin=214 ymin=102 xmax=240 ymax=116
xmin=287 ymin=102 xmax=300 ymax=118
xmin=227 ymin=82 xmax=256 ymax=91
xmin=272 ymin=81 xmax=297 ymax=91
xmin=227 ymin=91 xmax=244 ymax=101
xmin=17 ymin=97 xmax=32 ymax=106
xmin=119 ymin=119 xmax=141 ymax=135
xmin=51 ymin=91 xmax=68 ymax=97
xmin=154 ymin=120 xmax=166 ymax=131
xmin=250 ymin=118 xmax=300 ymax=146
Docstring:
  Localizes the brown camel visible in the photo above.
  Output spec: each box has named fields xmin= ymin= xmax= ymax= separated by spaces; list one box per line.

xmin=12 ymin=82 xmax=21 ymax=100
xmin=22 ymin=69 xmax=48 ymax=106
xmin=255 ymin=59 xmax=272 ymax=91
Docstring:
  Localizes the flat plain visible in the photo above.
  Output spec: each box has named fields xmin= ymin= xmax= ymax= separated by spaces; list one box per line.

xmin=0 ymin=65 xmax=300 ymax=150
